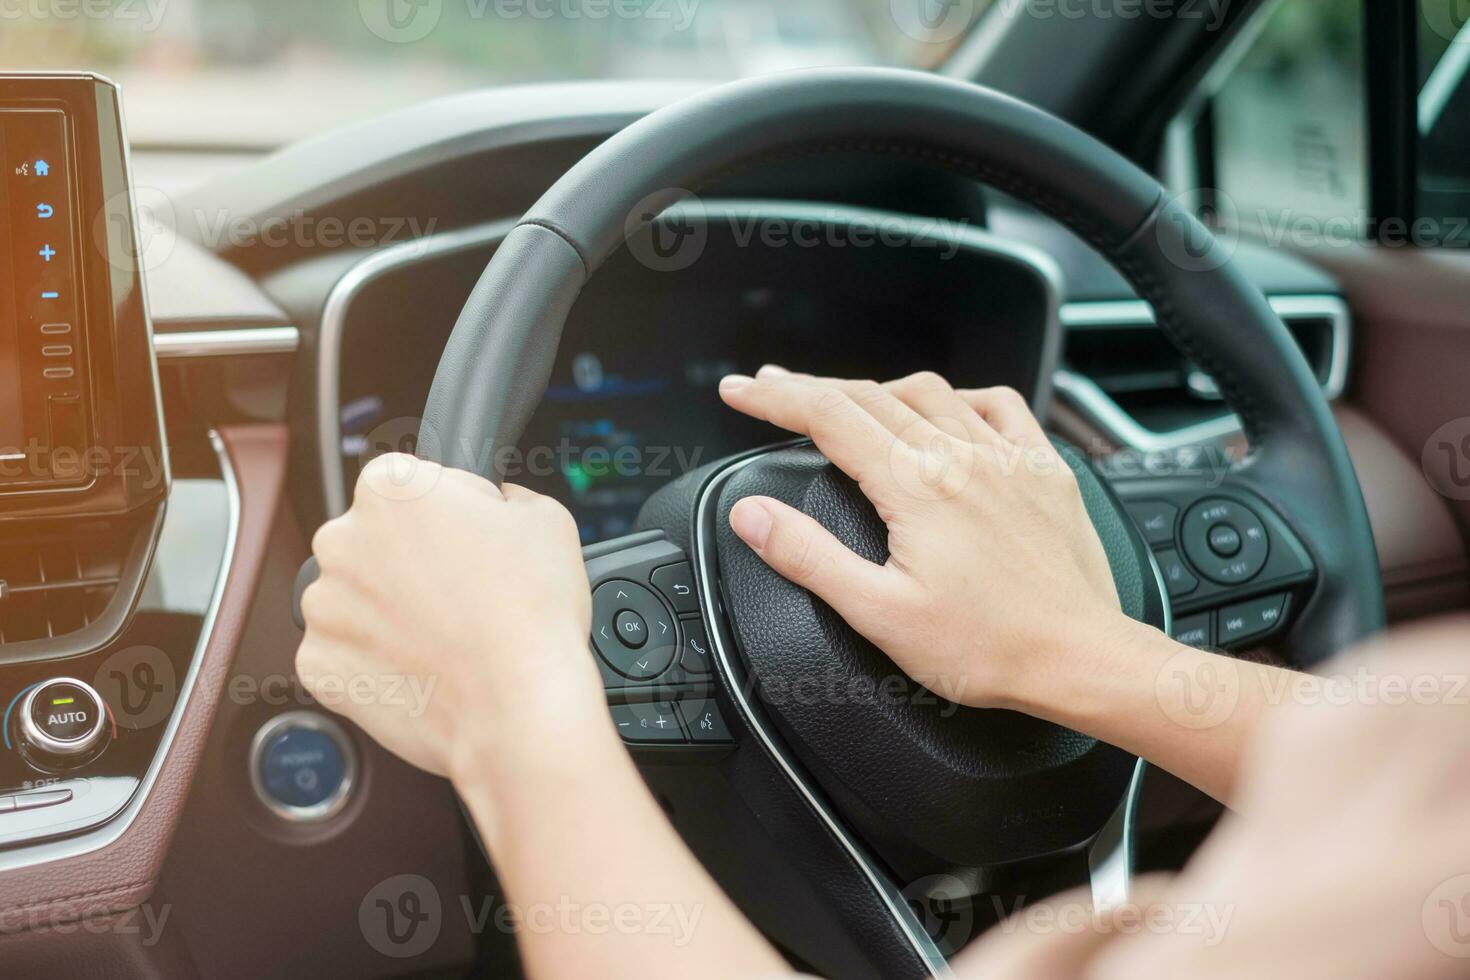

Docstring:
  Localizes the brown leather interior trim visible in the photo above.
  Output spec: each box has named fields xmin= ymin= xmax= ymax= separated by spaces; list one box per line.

xmin=1051 ymin=396 xmax=1469 ymax=627
xmin=154 ymin=495 xmax=479 ymax=979
xmin=0 ymin=425 xmax=287 ymax=935
xmin=1288 ymin=243 xmax=1470 ymax=537
xmin=1333 ymin=406 xmax=1470 ymax=621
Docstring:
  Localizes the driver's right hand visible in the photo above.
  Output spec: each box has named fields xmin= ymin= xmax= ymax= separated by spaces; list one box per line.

xmin=718 ymin=365 xmax=1132 ymax=713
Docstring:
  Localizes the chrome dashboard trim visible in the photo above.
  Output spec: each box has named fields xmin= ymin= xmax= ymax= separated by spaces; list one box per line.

xmin=693 ymin=451 xmax=952 ymax=979
xmin=317 ymin=219 xmax=520 ymax=517
xmin=0 ymin=431 xmax=239 ymax=872
xmin=1056 ymin=294 xmax=1351 ymax=452
xmin=154 ymin=326 xmax=300 ymax=359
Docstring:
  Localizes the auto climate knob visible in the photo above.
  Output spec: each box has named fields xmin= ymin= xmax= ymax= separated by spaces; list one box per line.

xmin=17 ymin=678 xmax=110 ymax=769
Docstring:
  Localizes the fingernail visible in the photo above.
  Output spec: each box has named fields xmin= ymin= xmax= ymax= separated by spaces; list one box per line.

xmin=720 ymin=374 xmax=754 ymax=393
xmin=730 ymin=499 xmax=774 ymax=551
xmin=757 ymin=364 xmax=790 ymax=378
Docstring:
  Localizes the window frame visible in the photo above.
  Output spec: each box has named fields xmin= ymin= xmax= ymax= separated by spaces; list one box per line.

xmin=1162 ymin=0 xmax=1464 ymax=249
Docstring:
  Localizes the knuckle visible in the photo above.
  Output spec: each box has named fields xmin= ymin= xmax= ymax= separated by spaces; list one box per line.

xmin=298 ymin=580 xmax=331 ymax=628
xmin=782 ymin=534 xmax=825 ymax=585
xmin=311 ymin=518 xmax=350 ymax=567
xmin=293 ymin=642 xmax=319 ymax=680
xmin=807 ymin=387 xmax=852 ymax=422
xmin=988 ymin=385 xmax=1028 ymax=409
xmin=847 ymin=379 xmax=887 ymax=407
xmin=905 ymin=370 xmax=951 ymax=394
xmin=359 ymin=452 xmax=434 ymax=494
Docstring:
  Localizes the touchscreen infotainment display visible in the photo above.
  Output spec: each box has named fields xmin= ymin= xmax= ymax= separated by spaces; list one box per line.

xmin=0 ymin=107 xmax=84 ymax=465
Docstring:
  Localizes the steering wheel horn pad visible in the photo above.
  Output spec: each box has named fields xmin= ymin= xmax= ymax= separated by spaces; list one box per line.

xmin=713 ymin=443 xmax=1164 ymax=871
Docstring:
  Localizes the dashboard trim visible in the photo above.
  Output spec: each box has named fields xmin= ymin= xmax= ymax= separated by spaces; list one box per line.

xmin=1056 ymin=294 xmax=1351 ymax=452
xmin=318 ymin=219 xmax=519 ymax=517
xmin=153 ymin=326 xmax=300 ymax=359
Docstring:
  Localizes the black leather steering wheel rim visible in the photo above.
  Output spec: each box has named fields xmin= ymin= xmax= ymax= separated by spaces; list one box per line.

xmin=422 ymin=66 xmax=1382 ymax=663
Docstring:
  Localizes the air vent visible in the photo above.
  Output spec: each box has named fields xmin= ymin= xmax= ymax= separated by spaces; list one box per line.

xmin=1055 ymin=295 xmax=1349 ymax=451
xmin=0 ymin=523 xmax=126 ymax=645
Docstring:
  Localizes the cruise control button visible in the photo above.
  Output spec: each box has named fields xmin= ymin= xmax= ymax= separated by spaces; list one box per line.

xmin=1181 ymin=499 xmax=1270 ymax=585
xmin=680 ymin=620 xmax=713 ymax=675
xmin=1207 ymin=524 xmax=1242 ymax=558
xmin=1157 ymin=550 xmax=1199 ymax=598
xmin=1218 ymin=594 xmax=1289 ymax=647
xmin=677 ymin=699 xmax=734 ymax=743
xmin=615 ymin=610 xmax=648 ymax=649
xmin=1171 ymin=613 xmax=1212 ymax=649
xmin=651 ymin=563 xmax=699 ymax=614
xmin=610 ymin=702 xmax=685 ymax=744
xmin=1126 ymin=501 xmax=1178 ymax=547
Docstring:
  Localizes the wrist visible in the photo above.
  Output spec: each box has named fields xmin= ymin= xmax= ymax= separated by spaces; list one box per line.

xmin=446 ymin=632 xmax=614 ymax=791
xmin=1005 ymin=613 xmax=1172 ymax=726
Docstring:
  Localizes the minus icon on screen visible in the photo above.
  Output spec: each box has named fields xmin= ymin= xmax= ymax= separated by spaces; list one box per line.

xmin=41 ymin=292 xmax=59 ymax=299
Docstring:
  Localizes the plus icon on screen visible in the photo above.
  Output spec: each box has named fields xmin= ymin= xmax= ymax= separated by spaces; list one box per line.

xmin=38 ymin=244 xmax=56 ymax=262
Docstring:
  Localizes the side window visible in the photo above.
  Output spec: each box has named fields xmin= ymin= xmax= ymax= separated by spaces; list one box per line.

xmin=1171 ymin=0 xmax=1470 ymax=249
xmin=1207 ymin=1 xmax=1366 ymax=229
xmin=1418 ymin=2 xmax=1470 ymax=246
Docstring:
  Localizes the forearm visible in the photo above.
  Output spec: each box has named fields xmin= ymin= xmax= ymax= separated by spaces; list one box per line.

xmin=1006 ymin=618 xmax=1289 ymax=807
xmin=450 ymin=688 xmax=791 ymax=980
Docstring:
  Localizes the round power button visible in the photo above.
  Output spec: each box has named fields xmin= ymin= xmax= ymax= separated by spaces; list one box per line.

xmin=19 ymin=678 xmax=109 ymax=765
xmin=250 ymin=712 xmax=357 ymax=822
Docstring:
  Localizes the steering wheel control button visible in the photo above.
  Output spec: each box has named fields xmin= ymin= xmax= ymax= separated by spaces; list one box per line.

xmin=1125 ymin=501 xmax=1179 ymax=547
xmin=17 ymin=678 xmax=109 ymax=767
xmin=1181 ymin=499 xmax=1270 ymax=585
xmin=1171 ymin=613 xmax=1213 ymax=650
xmin=677 ymin=699 xmax=733 ymax=744
xmin=680 ymin=620 xmax=713 ymax=675
xmin=250 ymin=712 xmax=357 ymax=822
xmin=1218 ymin=594 xmax=1289 ymax=647
xmin=1207 ymin=523 xmax=1243 ymax=558
xmin=615 ymin=610 xmax=649 ymax=649
xmin=610 ymin=702 xmax=685 ymax=744
xmin=1157 ymin=550 xmax=1199 ymax=598
xmin=651 ymin=563 xmax=699 ymax=614
xmin=592 ymin=581 xmax=677 ymax=680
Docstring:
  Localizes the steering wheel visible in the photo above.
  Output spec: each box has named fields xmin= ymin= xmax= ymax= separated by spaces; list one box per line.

xmin=410 ymin=68 xmax=1383 ymax=976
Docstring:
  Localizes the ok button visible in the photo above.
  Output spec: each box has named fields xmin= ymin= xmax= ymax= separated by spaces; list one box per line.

xmin=615 ymin=610 xmax=649 ymax=649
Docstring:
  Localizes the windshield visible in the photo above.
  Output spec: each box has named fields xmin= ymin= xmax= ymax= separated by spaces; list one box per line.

xmin=4 ymin=0 xmax=980 ymax=148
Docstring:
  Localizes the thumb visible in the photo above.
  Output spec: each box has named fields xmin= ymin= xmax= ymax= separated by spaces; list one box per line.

xmin=728 ymin=496 xmax=889 ymax=622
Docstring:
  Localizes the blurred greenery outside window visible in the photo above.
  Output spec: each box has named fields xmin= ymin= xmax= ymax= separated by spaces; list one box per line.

xmin=1210 ymin=0 xmax=1367 ymax=236
xmin=1418 ymin=0 xmax=1470 ymax=245
xmin=0 ymin=0 xmax=991 ymax=147
xmin=1203 ymin=0 xmax=1469 ymax=249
